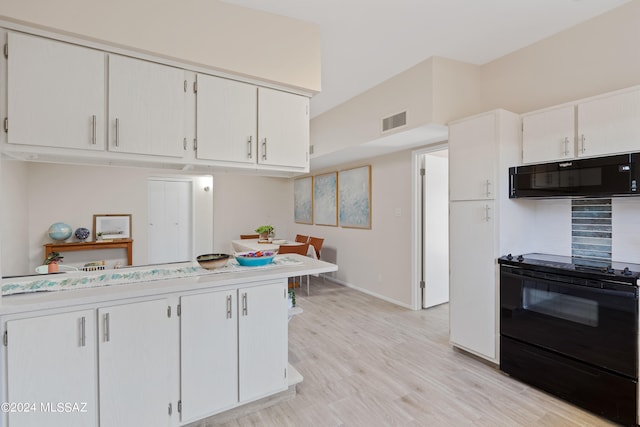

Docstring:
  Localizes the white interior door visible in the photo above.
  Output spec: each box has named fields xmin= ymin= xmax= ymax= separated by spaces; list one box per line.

xmin=148 ymin=179 xmax=192 ymax=264
xmin=422 ymin=150 xmax=449 ymax=308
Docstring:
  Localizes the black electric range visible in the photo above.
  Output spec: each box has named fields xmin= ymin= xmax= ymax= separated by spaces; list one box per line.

xmin=498 ymin=252 xmax=640 ymax=284
xmin=499 ymin=252 xmax=639 ymax=426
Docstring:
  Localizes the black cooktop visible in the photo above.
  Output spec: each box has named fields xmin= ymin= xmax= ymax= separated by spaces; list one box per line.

xmin=498 ymin=253 xmax=640 ymax=282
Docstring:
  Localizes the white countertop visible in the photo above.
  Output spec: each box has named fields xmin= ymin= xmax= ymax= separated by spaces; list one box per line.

xmin=0 ymin=254 xmax=337 ymax=316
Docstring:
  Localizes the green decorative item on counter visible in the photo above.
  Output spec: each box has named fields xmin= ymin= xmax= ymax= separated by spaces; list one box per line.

xmin=255 ymin=225 xmax=275 ymax=240
xmin=44 ymin=252 xmax=64 ymax=265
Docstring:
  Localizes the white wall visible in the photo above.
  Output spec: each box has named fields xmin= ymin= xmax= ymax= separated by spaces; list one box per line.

xmin=310 ymin=57 xmax=481 ymax=159
xmin=210 ymin=173 xmax=291 ymax=255
xmin=0 ymin=160 xmax=217 ymax=275
xmin=306 ymin=1 xmax=640 ymax=308
xmin=292 ymin=150 xmax=415 ymax=307
xmin=480 ymin=1 xmax=640 ymax=115
xmin=0 ymin=0 xmax=321 ymax=93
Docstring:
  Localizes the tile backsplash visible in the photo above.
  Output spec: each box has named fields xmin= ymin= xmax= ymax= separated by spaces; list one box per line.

xmin=571 ymin=199 xmax=612 ymax=260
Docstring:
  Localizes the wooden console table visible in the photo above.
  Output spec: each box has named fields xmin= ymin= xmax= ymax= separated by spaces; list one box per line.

xmin=44 ymin=239 xmax=133 ymax=265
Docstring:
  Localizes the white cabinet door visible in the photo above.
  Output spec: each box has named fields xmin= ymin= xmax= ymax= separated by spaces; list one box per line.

xmin=6 ymin=310 xmax=98 ymax=427
xmin=7 ymin=32 xmax=105 ymax=151
xmin=449 ymin=112 xmax=497 ymax=201
xmin=238 ymin=281 xmax=288 ymax=403
xmin=522 ymin=105 xmax=575 ymax=164
xmin=98 ymin=299 xmax=171 ymax=427
xmin=449 ymin=201 xmax=497 ymax=361
xmin=108 ymin=55 xmax=185 ymax=157
xmin=257 ymin=87 xmax=309 ymax=169
xmin=577 ymin=88 xmax=640 ymax=158
xmin=196 ymin=74 xmax=257 ymax=163
xmin=180 ymin=290 xmax=238 ymax=422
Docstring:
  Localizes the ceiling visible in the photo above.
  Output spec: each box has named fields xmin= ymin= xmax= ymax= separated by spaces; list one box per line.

xmin=222 ymin=0 xmax=629 ymax=118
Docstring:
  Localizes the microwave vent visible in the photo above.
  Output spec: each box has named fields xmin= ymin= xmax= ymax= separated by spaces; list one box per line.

xmin=382 ymin=111 xmax=407 ymax=133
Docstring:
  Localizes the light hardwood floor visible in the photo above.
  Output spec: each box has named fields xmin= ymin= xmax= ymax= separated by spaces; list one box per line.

xmin=209 ymin=279 xmax=617 ymax=426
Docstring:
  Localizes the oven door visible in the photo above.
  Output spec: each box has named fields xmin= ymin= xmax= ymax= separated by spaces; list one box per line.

xmin=500 ymin=265 xmax=638 ymax=378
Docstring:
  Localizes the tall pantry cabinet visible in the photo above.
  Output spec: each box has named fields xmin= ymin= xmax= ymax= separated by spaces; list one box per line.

xmin=448 ymin=109 xmax=525 ymax=363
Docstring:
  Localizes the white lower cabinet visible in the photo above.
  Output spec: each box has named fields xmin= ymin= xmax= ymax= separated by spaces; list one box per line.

xmin=238 ymin=282 xmax=288 ymax=403
xmin=98 ymin=299 xmax=171 ymax=427
xmin=1 ymin=280 xmax=288 ymax=427
xmin=449 ymin=201 xmax=497 ymax=360
xmin=179 ymin=280 xmax=288 ymax=422
xmin=6 ymin=310 xmax=98 ymax=427
xmin=180 ymin=289 xmax=238 ymax=422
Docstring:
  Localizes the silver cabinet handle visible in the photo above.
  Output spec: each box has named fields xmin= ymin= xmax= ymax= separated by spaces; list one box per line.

xmin=262 ymin=138 xmax=267 ymax=160
xmin=563 ymin=137 xmax=569 ymax=156
xmin=115 ymin=118 xmax=120 ymax=147
xmin=80 ymin=316 xmax=86 ymax=347
xmin=580 ymin=134 xmax=586 ymax=154
xmin=485 ymin=179 xmax=491 ymax=197
xmin=247 ymin=136 xmax=253 ymax=159
xmin=104 ymin=313 xmax=110 ymax=342
xmin=242 ymin=292 xmax=248 ymax=316
xmin=226 ymin=295 xmax=232 ymax=319
xmin=485 ymin=205 xmax=491 ymax=222
xmin=91 ymin=115 xmax=97 ymax=145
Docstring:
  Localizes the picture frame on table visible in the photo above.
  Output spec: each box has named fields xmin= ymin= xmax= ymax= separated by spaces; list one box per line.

xmin=93 ymin=214 xmax=132 ymax=240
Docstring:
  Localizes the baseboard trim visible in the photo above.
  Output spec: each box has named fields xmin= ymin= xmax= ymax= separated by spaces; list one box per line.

xmin=328 ymin=277 xmax=415 ymax=310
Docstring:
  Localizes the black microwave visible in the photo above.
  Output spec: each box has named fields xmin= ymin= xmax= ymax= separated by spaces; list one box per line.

xmin=509 ymin=153 xmax=640 ymax=198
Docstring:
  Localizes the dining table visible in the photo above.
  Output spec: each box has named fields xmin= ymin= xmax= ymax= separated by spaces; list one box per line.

xmin=231 ymin=238 xmax=317 ymax=259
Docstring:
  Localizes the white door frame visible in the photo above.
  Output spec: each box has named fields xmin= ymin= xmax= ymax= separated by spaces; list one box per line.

xmin=411 ymin=143 xmax=448 ymax=310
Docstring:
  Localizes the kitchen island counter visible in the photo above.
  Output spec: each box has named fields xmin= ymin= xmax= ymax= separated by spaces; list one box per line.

xmin=0 ymin=254 xmax=337 ymax=315
xmin=0 ymin=254 xmax=336 ymax=427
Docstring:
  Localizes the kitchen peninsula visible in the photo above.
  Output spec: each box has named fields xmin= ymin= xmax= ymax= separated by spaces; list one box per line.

xmin=0 ymin=254 xmax=337 ymax=427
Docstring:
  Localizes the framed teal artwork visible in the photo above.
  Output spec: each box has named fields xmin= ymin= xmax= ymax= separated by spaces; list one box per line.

xmin=339 ymin=165 xmax=371 ymax=229
xmin=294 ymin=176 xmax=313 ymax=224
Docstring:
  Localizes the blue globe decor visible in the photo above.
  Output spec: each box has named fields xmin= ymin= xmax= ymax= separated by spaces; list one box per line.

xmin=74 ymin=227 xmax=90 ymax=242
xmin=48 ymin=222 xmax=72 ymax=241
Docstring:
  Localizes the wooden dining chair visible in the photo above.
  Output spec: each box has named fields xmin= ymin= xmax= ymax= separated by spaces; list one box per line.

xmin=277 ymin=243 xmax=309 ymax=255
xmin=308 ymin=236 xmax=326 ymax=286
xmin=240 ymin=234 xmax=259 ymax=239
xmin=295 ymin=234 xmax=309 ymax=243
xmin=278 ymin=243 xmax=310 ymax=295
xmin=308 ymin=237 xmax=324 ymax=259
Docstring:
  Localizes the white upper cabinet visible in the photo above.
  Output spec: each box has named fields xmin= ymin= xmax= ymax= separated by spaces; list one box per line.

xmin=449 ymin=112 xmax=498 ymax=201
xmin=257 ymin=87 xmax=309 ymax=169
xmin=4 ymin=30 xmax=309 ymax=172
xmin=521 ymin=86 xmax=640 ymax=163
xmin=7 ymin=32 xmax=105 ymax=151
xmin=195 ymin=74 xmax=257 ymax=164
xmin=108 ymin=55 xmax=186 ymax=158
xmin=195 ymin=77 xmax=309 ymax=170
xmin=577 ymin=88 xmax=640 ymax=158
xmin=522 ymin=105 xmax=575 ymax=164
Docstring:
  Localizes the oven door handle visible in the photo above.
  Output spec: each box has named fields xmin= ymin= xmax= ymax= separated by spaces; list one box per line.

xmin=501 ymin=271 xmax=638 ymax=299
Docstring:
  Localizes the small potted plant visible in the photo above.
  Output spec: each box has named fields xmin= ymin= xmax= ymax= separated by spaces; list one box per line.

xmin=44 ymin=252 xmax=64 ymax=273
xmin=255 ymin=225 xmax=274 ymax=241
